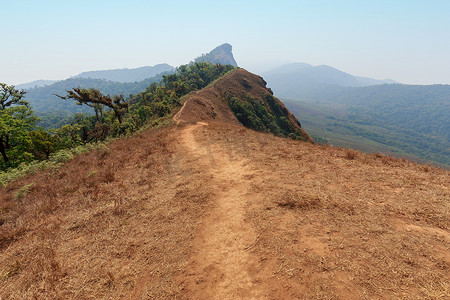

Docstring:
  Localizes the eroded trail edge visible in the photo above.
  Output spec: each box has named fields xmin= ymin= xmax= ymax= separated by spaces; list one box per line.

xmin=179 ymin=122 xmax=263 ymax=299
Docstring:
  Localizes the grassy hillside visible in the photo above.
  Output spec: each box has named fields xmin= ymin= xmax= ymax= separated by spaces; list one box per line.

xmin=1 ymin=118 xmax=448 ymax=299
xmin=1 ymin=64 xmax=448 ymax=298
xmin=174 ymin=68 xmax=312 ymax=142
xmin=0 ymin=63 xmax=237 ymax=173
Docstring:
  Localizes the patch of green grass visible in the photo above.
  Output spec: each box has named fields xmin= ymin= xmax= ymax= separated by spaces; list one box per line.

xmin=87 ymin=170 xmax=97 ymax=178
xmin=14 ymin=183 xmax=34 ymax=201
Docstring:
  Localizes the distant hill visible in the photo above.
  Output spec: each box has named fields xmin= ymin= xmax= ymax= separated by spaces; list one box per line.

xmin=263 ymin=63 xmax=396 ymax=99
xmin=24 ymin=75 xmax=167 ymax=114
xmin=72 ymin=63 xmax=174 ymax=83
xmin=194 ymin=43 xmax=238 ymax=67
xmin=280 ymin=84 xmax=450 ymax=166
xmin=261 ymin=63 xmax=449 ymax=166
xmin=16 ymin=80 xmax=57 ymax=90
xmin=23 ymin=43 xmax=239 ymax=115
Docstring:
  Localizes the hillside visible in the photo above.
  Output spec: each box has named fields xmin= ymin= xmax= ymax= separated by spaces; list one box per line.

xmin=280 ymin=84 xmax=450 ymax=167
xmin=262 ymin=65 xmax=449 ymax=166
xmin=1 ymin=69 xmax=449 ymax=299
xmin=73 ymin=64 xmax=175 ymax=83
xmin=16 ymin=80 xmax=57 ymax=90
xmin=174 ymin=68 xmax=312 ymax=142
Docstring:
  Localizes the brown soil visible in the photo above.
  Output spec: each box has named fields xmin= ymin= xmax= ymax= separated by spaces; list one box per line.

xmin=1 ymin=71 xmax=449 ymax=299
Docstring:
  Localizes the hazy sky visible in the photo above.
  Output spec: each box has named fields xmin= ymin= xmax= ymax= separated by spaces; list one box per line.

xmin=1 ymin=0 xmax=449 ymax=85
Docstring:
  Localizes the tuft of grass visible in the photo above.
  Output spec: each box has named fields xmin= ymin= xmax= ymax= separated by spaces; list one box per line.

xmin=276 ymin=192 xmax=322 ymax=210
xmin=87 ymin=170 xmax=97 ymax=178
xmin=14 ymin=183 xmax=34 ymax=201
xmin=344 ymin=150 xmax=358 ymax=160
xmin=1 ymin=263 xmax=21 ymax=281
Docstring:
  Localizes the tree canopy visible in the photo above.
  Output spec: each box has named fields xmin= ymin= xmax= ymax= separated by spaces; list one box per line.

xmin=56 ymin=88 xmax=128 ymax=123
xmin=0 ymin=63 xmax=236 ymax=172
xmin=0 ymin=84 xmax=37 ymax=167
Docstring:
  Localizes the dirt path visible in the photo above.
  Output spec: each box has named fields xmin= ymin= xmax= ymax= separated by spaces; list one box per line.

xmin=1 ymin=121 xmax=448 ymax=299
xmin=179 ymin=122 xmax=263 ymax=299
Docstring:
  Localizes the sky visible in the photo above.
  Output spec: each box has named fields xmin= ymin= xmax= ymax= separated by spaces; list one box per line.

xmin=1 ymin=0 xmax=449 ymax=85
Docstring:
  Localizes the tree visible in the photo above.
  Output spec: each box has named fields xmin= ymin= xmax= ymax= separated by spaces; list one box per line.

xmin=56 ymin=88 xmax=128 ymax=123
xmin=29 ymin=130 xmax=59 ymax=160
xmin=0 ymin=83 xmax=27 ymax=110
xmin=0 ymin=84 xmax=37 ymax=167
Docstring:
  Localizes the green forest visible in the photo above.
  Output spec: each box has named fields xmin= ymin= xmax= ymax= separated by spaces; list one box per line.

xmin=228 ymin=94 xmax=305 ymax=140
xmin=284 ymin=99 xmax=449 ymax=167
xmin=0 ymin=63 xmax=235 ymax=177
xmin=23 ymin=73 xmax=173 ymax=114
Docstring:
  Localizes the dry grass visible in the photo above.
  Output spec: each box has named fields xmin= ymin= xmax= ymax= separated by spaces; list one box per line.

xmin=0 ymin=124 xmax=213 ymax=299
xmin=0 ymin=120 xmax=448 ymax=298
xmin=195 ymin=122 xmax=449 ymax=299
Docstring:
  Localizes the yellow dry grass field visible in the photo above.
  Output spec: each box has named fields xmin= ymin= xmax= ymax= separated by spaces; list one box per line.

xmin=1 ymin=69 xmax=449 ymax=299
xmin=1 ymin=121 xmax=448 ymax=299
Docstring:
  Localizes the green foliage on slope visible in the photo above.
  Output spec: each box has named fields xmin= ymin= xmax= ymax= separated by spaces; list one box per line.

xmin=0 ymin=63 xmax=236 ymax=175
xmin=284 ymin=99 xmax=450 ymax=167
xmin=228 ymin=94 xmax=305 ymax=140
xmin=282 ymin=84 xmax=449 ymax=139
xmin=266 ymin=76 xmax=450 ymax=166
xmin=24 ymin=74 xmax=171 ymax=114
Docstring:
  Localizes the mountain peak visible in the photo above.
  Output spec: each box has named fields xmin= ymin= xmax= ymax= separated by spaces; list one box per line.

xmin=194 ymin=43 xmax=238 ymax=67
xmin=263 ymin=62 xmax=398 ymax=93
xmin=174 ymin=68 xmax=312 ymax=142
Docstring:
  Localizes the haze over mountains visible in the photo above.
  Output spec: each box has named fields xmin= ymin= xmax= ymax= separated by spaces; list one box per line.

xmin=262 ymin=62 xmax=396 ymax=99
xmin=18 ymin=44 xmax=236 ymax=90
xmin=16 ymin=65 xmax=174 ymax=89
xmin=72 ymin=63 xmax=175 ymax=83
xmin=16 ymin=80 xmax=57 ymax=90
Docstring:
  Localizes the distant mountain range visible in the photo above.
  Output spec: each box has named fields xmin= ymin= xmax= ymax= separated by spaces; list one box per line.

xmin=18 ymin=43 xmax=237 ymax=92
xmin=262 ymin=63 xmax=396 ymax=99
xmin=16 ymin=80 xmax=57 ymax=90
xmin=72 ymin=63 xmax=175 ymax=83
xmin=22 ymin=43 xmax=239 ymax=114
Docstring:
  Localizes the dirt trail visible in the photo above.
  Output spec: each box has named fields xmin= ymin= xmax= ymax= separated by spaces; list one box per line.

xmin=179 ymin=122 xmax=263 ymax=299
xmin=1 ymin=121 xmax=448 ymax=299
